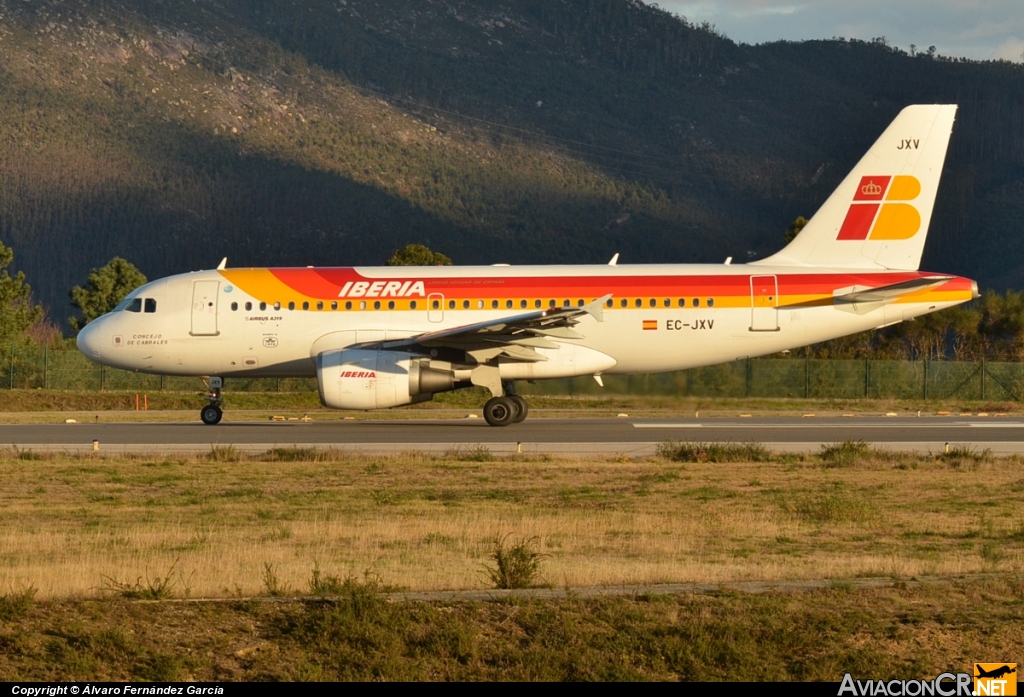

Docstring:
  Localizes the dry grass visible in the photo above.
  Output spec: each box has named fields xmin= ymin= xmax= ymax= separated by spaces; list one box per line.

xmin=0 ymin=447 xmax=1021 ymax=599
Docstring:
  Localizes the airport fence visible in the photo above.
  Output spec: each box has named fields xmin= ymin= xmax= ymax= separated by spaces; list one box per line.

xmin=3 ymin=346 xmax=1024 ymax=401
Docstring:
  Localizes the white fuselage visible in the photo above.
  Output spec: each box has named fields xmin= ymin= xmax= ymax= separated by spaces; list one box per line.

xmin=76 ymin=263 xmax=976 ymax=382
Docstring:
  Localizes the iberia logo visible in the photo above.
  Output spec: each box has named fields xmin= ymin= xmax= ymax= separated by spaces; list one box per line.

xmin=837 ymin=175 xmax=921 ymax=241
xmin=974 ymin=664 xmax=1017 ymax=696
xmin=339 ymin=370 xmax=376 ymax=379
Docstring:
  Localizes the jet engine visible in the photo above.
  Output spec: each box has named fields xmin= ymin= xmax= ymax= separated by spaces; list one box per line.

xmin=316 ymin=349 xmax=455 ymax=410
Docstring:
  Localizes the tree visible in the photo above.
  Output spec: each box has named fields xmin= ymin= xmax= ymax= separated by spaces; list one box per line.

xmin=69 ymin=257 xmax=147 ymax=333
xmin=784 ymin=216 xmax=808 ymax=244
xmin=386 ymin=244 xmax=453 ymax=266
xmin=0 ymin=240 xmax=44 ymax=347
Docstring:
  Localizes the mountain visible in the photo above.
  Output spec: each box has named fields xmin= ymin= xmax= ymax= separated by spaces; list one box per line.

xmin=0 ymin=0 xmax=1021 ymax=325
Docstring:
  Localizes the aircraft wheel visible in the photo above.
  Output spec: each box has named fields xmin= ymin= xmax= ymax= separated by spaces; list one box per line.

xmin=510 ymin=395 xmax=529 ymax=423
xmin=483 ymin=396 xmax=516 ymax=427
xmin=200 ymin=404 xmax=223 ymax=426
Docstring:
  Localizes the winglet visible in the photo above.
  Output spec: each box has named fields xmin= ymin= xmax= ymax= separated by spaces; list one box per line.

xmin=217 ymin=257 xmax=228 ymax=270
xmin=608 ymin=253 xmax=619 ymax=266
xmin=584 ymin=294 xmax=612 ymax=322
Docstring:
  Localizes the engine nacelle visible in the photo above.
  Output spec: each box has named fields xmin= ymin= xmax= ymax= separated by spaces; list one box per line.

xmin=317 ymin=349 xmax=455 ymax=410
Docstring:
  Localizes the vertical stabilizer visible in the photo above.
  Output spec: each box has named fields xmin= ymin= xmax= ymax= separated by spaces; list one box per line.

xmin=753 ymin=105 xmax=957 ymax=270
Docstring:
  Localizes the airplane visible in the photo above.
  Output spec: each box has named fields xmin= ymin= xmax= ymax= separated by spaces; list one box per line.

xmin=77 ymin=104 xmax=977 ymax=427
xmin=975 ymin=665 xmax=1016 ymax=680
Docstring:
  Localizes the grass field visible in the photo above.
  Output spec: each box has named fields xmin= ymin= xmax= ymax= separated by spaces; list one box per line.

xmin=0 ymin=387 xmax=1022 ymax=423
xmin=0 ymin=444 xmax=1021 ymax=680
xmin=0 ymin=445 xmax=1021 ymax=599
xmin=1 ymin=578 xmax=1022 ymax=680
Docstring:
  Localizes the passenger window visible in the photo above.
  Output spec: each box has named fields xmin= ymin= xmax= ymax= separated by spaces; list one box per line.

xmin=245 ymin=302 xmax=252 ymax=311
xmin=373 ymin=301 xmax=381 ymax=310
xmin=359 ymin=301 xmax=366 ymax=310
xmin=260 ymin=302 xmax=267 ymax=311
xmin=577 ymin=299 xmax=583 ymax=307
xmin=563 ymin=299 xmax=570 ymax=307
xmin=345 ymin=301 xmax=352 ymax=310
xmin=288 ymin=302 xmax=295 ymax=311
xmin=331 ymin=301 xmax=338 ymax=310
xmin=553 ymin=300 xmax=559 ymax=308
xmin=463 ymin=300 xmax=470 ymax=309
xmin=388 ymin=301 xmax=395 ymax=310
xmin=432 ymin=300 xmax=440 ymax=310
xmin=316 ymin=301 xmax=323 ymax=310
xmin=492 ymin=300 xmax=498 ymax=309
xmin=605 ymin=299 xmax=612 ymax=308
xmin=708 ymin=298 xmax=714 ymax=307
xmin=620 ymin=299 xmax=627 ymax=308
xmin=506 ymin=300 xmax=513 ymax=309
xmin=448 ymin=300 xmax=455 ymax=310
xmin=534 ymin=299 xmax=541 ymax=309
xmin=126 ymin=298 xmax=142 ymax=313
xmin=693 ymin=298 xmax=700 ymax=307
xmin=520 ymin=299 xmax=527 ymax=309
xmin=477 ymin=300 xmax=484 ymax=309
xmin=678 ymin=299 xmax=685 ymax=307
xmin=302 ymin=301 xmax=309 ymax=311
xmin=634 ymin=299 xmax=642 ymax=308
xmin=273 ymin=302 xmax=281 ymax=311
xmin=410 ymin=300 xmax=417 ymax=310
xmin=663 ymin=299 xmax=670 ymax=307
xmin=230 ymin=302 xmax=238 ymax=311
xmin=145 ymin=298 xmax=157 ymax=313
xmin=648 ymin=298 xmax=656 ymax=307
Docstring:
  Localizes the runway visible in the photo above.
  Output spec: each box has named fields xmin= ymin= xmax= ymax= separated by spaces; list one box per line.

xmin=2 ymin=415 xmax=1023 ymax=455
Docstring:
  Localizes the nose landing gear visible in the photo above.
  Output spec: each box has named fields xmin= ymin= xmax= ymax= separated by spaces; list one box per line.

xmin=200 ymin=376 xmax=224 ymax=425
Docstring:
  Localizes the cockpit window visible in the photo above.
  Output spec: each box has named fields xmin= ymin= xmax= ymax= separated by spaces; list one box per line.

xmin=144 ymin=298 xmax=157 ymax=313
xmin=115 ymin=295 xmax=138 ymax=312
xmin=125 ymin=298 xmax=143 ymax=313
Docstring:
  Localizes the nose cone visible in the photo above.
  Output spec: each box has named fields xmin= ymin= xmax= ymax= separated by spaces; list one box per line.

xmin=76 ymin=320 xmax=103 ymax=361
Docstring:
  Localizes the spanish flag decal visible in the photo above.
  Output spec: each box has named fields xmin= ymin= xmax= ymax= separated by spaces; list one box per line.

xmin=642 ymin=320 xmax=658 ymax=331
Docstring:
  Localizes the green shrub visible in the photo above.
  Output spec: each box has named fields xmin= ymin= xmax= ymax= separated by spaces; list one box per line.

xmin=483 ymin=535 xmax=546 ymax=589
xmin=819 ymin=440 xmax=872 ymax=467
xmin=657 ymin=440 xmax=772 ymax=463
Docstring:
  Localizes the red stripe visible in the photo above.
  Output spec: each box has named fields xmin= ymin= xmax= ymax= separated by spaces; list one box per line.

xmin=837 ymin=204 xmax=879 ymax=240
xmin=251 ymin=269 xmax=972 ymax=300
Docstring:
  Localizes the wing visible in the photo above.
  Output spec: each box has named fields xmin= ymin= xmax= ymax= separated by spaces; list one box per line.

xmin=384 ymin=294 xmax=611 ymax=363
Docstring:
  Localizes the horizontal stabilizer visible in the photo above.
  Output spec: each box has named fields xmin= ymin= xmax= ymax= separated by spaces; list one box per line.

xmin=834 ymin=275 xmax=954 ymax=304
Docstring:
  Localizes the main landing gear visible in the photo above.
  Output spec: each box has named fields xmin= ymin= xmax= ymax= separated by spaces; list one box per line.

xmin=482 ymin=382 xmax=529 ymax=427
xmin=200 ymin=376 xmax=224 ymax=425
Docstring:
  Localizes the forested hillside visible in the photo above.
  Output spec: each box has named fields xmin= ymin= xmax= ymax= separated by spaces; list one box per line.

xmin=0 ymin=0 xmax=1022 ymax=325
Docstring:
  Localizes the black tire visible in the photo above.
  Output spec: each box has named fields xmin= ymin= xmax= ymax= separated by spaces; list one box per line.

xmin=509 ymin=395 xmax=528 ymax=423
xmin=200 ymin=404 xmax=223 ymax=425
xmin=483 ymin=396 xmax=516 ymax=427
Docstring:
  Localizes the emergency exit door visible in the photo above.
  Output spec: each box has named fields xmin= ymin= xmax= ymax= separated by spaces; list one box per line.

xmin=191 ymin=281 xmax=220 ymax=336
xmin=750 ymin=275 xmax=779 ymax=332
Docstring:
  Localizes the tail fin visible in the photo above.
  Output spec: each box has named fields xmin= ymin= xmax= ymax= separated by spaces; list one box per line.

xmin=754 ymin=104 xmax=957 ymax=270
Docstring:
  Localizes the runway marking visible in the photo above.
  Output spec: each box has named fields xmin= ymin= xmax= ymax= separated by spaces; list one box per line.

xmin=631 ymin=422 xmax=1018 ymax=429
xmin=633 ymin=424 xmax=703 ymax=428
xmin=967 ymin=423 xmax=1024 ymax=428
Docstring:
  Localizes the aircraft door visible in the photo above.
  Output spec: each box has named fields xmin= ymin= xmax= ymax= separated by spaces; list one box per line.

xmin=749 ymin=275 xmax=779 ymax=332
xmin=427 ymin=293 xmax=444 ymax=323
xmin=191 ymin=280 xmax=220 ymax=336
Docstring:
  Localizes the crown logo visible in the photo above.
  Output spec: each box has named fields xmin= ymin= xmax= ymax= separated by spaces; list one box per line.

xmin=861 ymin=181 xmax=882 ymax=196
